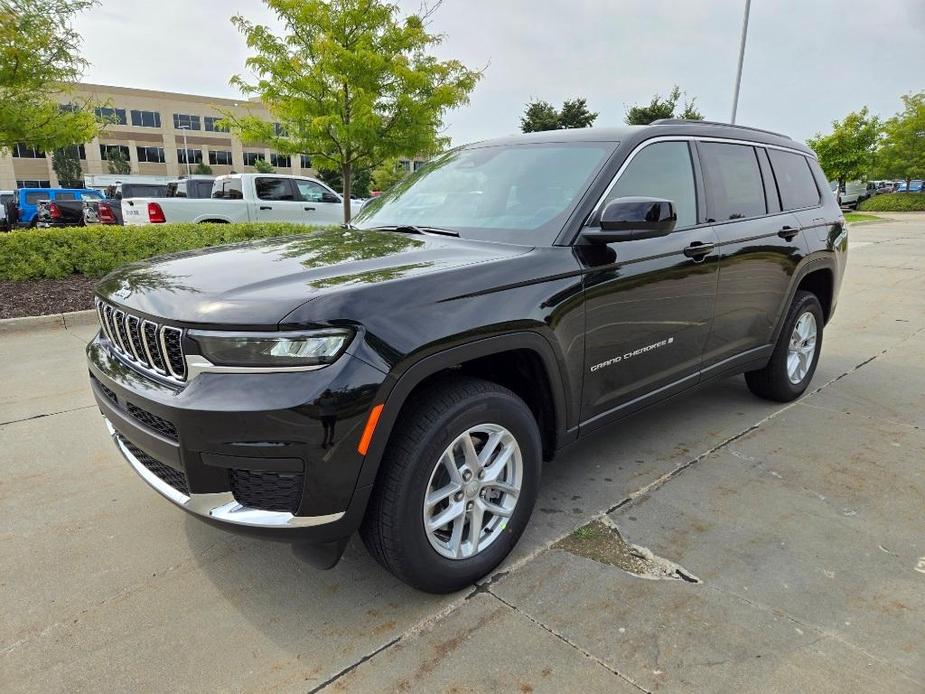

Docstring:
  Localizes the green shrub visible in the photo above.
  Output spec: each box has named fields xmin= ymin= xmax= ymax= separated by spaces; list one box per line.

xmin=858 ymin=192 xmax=925 ymax=212
xmin=0 ymin=222 xmax=335 ymax=281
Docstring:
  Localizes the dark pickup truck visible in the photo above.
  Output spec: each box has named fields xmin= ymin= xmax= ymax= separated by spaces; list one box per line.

xmin=88 ymin=121 xmax=847 ymax=593
xmin=36 ymin=197 xmax=102 ymax=227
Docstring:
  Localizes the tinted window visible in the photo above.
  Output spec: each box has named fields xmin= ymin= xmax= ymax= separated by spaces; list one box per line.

xmin=80 ymin=190 xmax=103 ymax=200
xmin=213 ymin=178 xmax=243 ymax=199
xmin=255 ymin=177 xmax=294 ymax=201
xmin=56 ymin=192 xmax=76 ymax=201
xmin=768 ymin=149 xmax=820 ymax=210
xmin=25 ymin=192 xmax=45 ymax=204
xmin=294 ymin=180 xmax=328 ymax=203
xmin=700 ymin=143 xmax=766 ymax=220
xmin=600 ymin=141 xmax=697 ymax=228
xmin=131 ymin=110 xmax=161 ymax=128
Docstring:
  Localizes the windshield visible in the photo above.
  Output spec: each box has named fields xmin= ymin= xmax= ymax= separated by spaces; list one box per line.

xmin=354 ymin=142 xmax=615 ymax=244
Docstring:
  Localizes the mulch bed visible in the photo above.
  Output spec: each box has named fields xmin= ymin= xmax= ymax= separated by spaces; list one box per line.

xmin=0 ymin=275 xmax=97 ymax=319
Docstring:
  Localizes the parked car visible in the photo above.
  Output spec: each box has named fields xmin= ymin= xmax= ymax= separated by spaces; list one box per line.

xmin=829 ymin=181 xmax=841 ymax=207
xmin=15 ymin=187 xmax=103 ymax=226
xmin=839 ymin=181 xmax=871 ymax=209
xmin=121 ymin=173 xmax=360 ymax=225
xmin=894 ymin=180 xmax=924 ymax=193
xmin=89 ymin=120 xmax=846 ymax=593
xmin=166 ymin=177 xmax=215 ymax=199
xmin=36 ymin=195 xmax=104 ymax=227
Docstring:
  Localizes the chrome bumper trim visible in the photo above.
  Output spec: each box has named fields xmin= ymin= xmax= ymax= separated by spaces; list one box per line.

xmin=104 ymin=418 xmax=345 ymax=529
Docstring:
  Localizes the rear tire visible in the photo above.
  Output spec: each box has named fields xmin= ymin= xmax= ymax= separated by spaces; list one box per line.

xmin=746 ymin=290 xmax=823 ymax=402
xmin=360 ymin=376 xmax=541 ymax=593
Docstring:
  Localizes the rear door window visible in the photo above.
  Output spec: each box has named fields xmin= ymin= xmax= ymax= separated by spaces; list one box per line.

xmin=699 ymin=142 xmax=766 ymax=221
xmin=255 ymin=177 xmax=295 ymax=201
xmin=767 ymin=149 xmax=820 ymax=210
xmin=56 ymin=192 xmax=76 ymax=201
xmin=25 ymin=192 xmax=44 ymax=205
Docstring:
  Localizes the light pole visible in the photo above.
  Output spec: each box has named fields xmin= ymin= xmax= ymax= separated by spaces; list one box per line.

xmin=730 ymin=0 xmax=751 ymax=124
xmin=178 ymin=125 xmax=191 ymax=177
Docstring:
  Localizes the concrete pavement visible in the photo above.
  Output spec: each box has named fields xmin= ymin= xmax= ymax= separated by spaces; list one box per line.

xmin=2 ymin=218 xmax=923 ymax=692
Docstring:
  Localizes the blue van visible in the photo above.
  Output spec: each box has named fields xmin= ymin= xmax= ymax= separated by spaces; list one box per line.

xmin=17 ymin=187 xmax=104 ymax=226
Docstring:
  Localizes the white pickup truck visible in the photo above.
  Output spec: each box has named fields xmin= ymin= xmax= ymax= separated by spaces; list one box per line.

xmin=122 ymin=173 xmax=361 ymax=226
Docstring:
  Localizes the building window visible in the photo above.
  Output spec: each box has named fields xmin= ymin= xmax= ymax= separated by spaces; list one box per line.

xmin=177 ymin=148 xmax=203 ymax=164
xmin=243 ymin=152 xmax=265 ymax=166
xmin=95 ymin=107 xmax=127 ymax=125
xmin=208 ymin=150 xmax=233 ymax=166
xmin=273 ymin=122 xmax=288 ymax=137
xmin=16 ymin=179 xmax=51 ymax=188
xmin=173 ymin=113 xmax=201 ymax=131
xmin=204 ymin=116 xmax=228 ymax=132
xmin=300 ymin=154 xmax=312 ymax=169
xmin=399 ymin=159 xmax=411 ymax=172
xmin=130 ymin=110 xmax=161 ymax=128
xmin=99 ymin=144 xmax=131 ymax=160
xmin=137 ymin=146 xmax=166 ymax=163
xmin=56 ymin=144 xmax=86 ymax=160
xmin=413 ymin=160 xmax=426 ymax=171
xmin=270 ymin=153 xmax=291 ymax=168
xmin=11 ymin=143 xmax=46 ymax=158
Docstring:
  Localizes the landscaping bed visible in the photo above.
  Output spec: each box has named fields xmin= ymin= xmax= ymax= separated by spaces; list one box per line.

xmin=0 ymin=222 xmax=330 ymax=319
xmin=0 ymin=275 xmax=96 ymax=319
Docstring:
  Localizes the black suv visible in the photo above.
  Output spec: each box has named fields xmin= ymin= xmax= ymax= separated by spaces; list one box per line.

xmin=88 ymin=120 xmax=846 ymax=593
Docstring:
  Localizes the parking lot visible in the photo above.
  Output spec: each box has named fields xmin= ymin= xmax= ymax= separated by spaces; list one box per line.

xmin=2 ymin=215 xmax=923 ymax=693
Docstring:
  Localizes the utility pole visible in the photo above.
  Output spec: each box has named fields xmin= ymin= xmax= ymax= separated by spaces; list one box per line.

xmin=730 ymin=0 xmax=751 ymax=124
xmin=179 ymin=125 xmax=191 ymax=177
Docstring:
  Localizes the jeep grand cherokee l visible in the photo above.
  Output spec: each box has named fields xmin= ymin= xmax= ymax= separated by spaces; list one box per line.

xmin=88 ymin=120 xmax=847 ymax=593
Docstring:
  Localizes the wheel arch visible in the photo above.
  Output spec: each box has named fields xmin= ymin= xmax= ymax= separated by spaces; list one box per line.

xmin=355 ymin=332 xmax=573 ymax=491
xmin=770 ymin=255 xmax=837 ymax=345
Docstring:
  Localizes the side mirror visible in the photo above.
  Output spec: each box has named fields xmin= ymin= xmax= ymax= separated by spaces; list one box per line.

xmin=321 ymin=191 xmax=340 ymax=204
xmin=581 ymin=196 xmax=677 ymax=244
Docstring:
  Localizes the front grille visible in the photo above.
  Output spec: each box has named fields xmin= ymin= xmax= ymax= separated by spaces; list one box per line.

xmin=90 ymin=373 xmax=117 ymax=405
xmin=121 ymin=437 xmax=190 ymax=495
xmin=96 ymin=299 xmax=186 ymax=383
xmin=230 ymin=469 xmax=304 ymax=513
xmin=127 ymin=403 xmax=178 ymax=441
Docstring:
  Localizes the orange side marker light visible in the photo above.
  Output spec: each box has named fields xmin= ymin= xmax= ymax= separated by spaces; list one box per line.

xmin=357 ymin=404 xmax=384 ymax=456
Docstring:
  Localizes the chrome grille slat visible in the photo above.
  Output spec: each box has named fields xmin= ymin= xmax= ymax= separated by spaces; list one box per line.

xmin=95 ymin=300 xmax=186 ymax=384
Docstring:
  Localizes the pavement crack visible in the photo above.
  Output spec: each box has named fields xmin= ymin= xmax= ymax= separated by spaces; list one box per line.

xmin=0 ymin=403 xmax=96 ymax=427
xmin=308 ymin=635 xmax=402 ymax=693
xmin=487 ymin=588 xmax=652 ymax=693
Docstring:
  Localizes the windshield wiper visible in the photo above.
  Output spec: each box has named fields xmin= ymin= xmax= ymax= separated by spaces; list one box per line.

xmin=366 ymin=224 xmax=459 ymax=238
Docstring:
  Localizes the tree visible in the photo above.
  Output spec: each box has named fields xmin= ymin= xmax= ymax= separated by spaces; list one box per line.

xmin=253 ymin=157 xmax=274 ymax=173
xmin=106 ymin=146 xmax=131 ymax=175
xmin=625 ymin=86 xmax=703 ymax=125
xmin=520 ymin=97 xmax=597 ymax=132
xmin=317 ymin=165 xmax=372 ymax=197
xmin=226 ymin=0 xmax=481 ymax=224
xmin=0 ymin=0 xmax=102 ymax=151
xmin=194 ymin=161 xmax=213 ymax=175
xmin=52 ymin=146 xmax=83 ymax=187
xmin=371 ymin=157 xmax=408 ymax=192
xmin=806 ymin=108 xmax=881 ymax=188
xmin=873 ymin=93 xmax=925 ymax=189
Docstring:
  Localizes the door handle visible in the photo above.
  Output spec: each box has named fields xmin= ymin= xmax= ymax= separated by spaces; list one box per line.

xmin=683 ymin=241 xmax=715 ymax=260
xmin=304 ymin=206 xmax=315 ymax=212
xmin=778 ymin=225 xmax=799 ymax=241
xmin=259 ymin=205 xmax=272 ymax=211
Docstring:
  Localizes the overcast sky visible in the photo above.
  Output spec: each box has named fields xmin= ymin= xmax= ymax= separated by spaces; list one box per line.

xmin=74 ymin=0 xmax=924 ymax=146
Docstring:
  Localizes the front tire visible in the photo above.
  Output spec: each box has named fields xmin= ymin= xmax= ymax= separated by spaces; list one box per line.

xmin=746 ymin=290 xmax=823 ymax=402
xmin=360 ymin=376 xmax=541 ymax=593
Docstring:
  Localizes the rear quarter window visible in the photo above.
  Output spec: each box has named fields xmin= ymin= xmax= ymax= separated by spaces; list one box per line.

xmin=767 ymin=149 xmax=820 ymax=210
xmin=25 ymin=192 xmax=44 ymax=205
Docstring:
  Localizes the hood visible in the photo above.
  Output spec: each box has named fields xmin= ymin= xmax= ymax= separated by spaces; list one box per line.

xmin=96 ymin=227 xmax=529 ymax=328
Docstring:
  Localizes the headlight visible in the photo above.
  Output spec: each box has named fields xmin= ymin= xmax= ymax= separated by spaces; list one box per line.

xmin=188 ymin=329 xmax=352 ymax=368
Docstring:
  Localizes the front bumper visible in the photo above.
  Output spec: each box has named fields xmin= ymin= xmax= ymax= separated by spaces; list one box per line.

xmin=104 ymin=417 xmax=345 ymax=529
xmin=88 ymin=330 xmax=387 ymax=547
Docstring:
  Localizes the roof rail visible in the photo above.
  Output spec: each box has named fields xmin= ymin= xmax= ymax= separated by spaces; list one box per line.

xmin=650 ymin=118 xmax=792 ymax=140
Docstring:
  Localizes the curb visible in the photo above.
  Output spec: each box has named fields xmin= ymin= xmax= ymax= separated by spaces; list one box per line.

xmin=0 ymin=308 xmax=97 ymax=335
